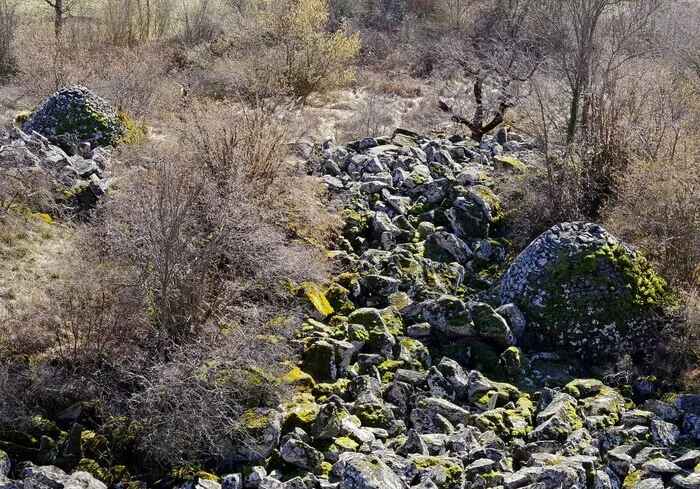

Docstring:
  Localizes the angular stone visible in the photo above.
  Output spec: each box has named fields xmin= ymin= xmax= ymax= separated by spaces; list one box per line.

xmin=280 ymin=437 xmax=324 ymax=472
xmin=422 ymin=296 xmax=474 ymax=339
xmin=650 ymin=419 xmax=680 ymax=447
xmin=470 ymin=302 xmax=515 ymax=348
xmin=21 ymin=466 xmax=69 ymax=489
xmin=424 ymin=231 xmax=472 ymax=265
xmin=641 ymin=458 xmax=682 ymax=474
xmin=335 ymin=454 xmax=406 ymax=489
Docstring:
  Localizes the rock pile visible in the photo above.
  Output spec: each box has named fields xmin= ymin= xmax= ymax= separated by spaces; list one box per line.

xmin=0 ymin=129 xmax=692 ymax=489
xmin=500 ymin=222 xmax=671 ymax=359
xmin=0 ymin=128 xmax=112 ymax=213
xmin=23 ymin=85 xmax=127 ymax=148
xmin=182 ymin=130 xmax=693 ymax=489
xmin=0 ymin=464 xmax=108 ymax=489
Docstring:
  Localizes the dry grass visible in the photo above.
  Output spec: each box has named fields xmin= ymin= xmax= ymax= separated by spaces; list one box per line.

xmin=0 ymin=93 xmax=339 ymax=468
xmin=0 ymin=214 xmax=73 ymax=356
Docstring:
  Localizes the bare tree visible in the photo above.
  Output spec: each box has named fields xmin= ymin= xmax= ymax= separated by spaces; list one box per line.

xmin=0 ymin=0 xmax=18 ymax=74
xmin=438 ymin=60 xmax=537 ymax=143
xmin=44 ymin=0 xmax=75 ymax=38
xmin=535 ymin=0 xmax=664 ymax=146
xmin=437 ymin=0 xmax=540 ymax=142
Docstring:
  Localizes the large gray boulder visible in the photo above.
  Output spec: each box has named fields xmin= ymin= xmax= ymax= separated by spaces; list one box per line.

xmin=63 ymin=472 xmax=107 ymax=489
xmin=499 ymin=222 xmax=671 ymax=359
xmin=21 ymin=466 xmax=69 ymax=489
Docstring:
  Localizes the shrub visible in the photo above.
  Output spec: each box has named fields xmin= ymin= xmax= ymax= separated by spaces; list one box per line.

xmin=604 ymin=75 xmax=700 ymax=289
xmin=270 ymin=0 xmax=361 ymax=97
xmin=334 ymin=90 xmax=397 ymax=142
xmin=0 ymin=94 xmax=337 ymax=470
xmin=605 ymin=154 xmax=700 ymax=288
xmin=500 ymin=155 xmax=584 ymax=248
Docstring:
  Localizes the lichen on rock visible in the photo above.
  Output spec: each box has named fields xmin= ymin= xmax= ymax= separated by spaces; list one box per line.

xmin=499 ymin=222 xmax=673 ymax=359
xmin=23 ymin=85 xmax=132 ymax=148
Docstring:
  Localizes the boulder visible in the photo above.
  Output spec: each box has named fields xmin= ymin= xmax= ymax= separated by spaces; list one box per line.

xmin=422 ymin=296 xmax=474 ymax=339
xmin=233 ymin=409 xmax=282 ymax=462
xmin=280 ymin=437 xmax=324 ymax=472
xmin=499 ymin=222 xmax=671 ymax=359
xmin=335 ymin=454 xmax=406 ymax=489
xmin=0 ymin=475 xmax=18 ymax=489
xmin=21 ymin=465 xmax=69 ymax=489
xmin=0 ymin=451 xmax=8 ymax=477
xmin=470 ymin=303 xmax=515 ymax=348
xmin=63 ymin=472 xmax=107 ymax=489
xmin=424 ymin=232 xmax=472 ymax=265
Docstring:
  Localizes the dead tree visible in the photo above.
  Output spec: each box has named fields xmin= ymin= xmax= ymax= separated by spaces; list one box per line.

xmin=438 ymin=53 xmax=539 ymax=143
xmin=439 ymin=76 xmax=515 ymax=143
xmin=437 ymin=0 xmax=540 ymax=142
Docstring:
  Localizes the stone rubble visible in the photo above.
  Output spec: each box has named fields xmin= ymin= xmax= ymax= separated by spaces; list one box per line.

xmin=0 ymin=128 xmax=113 ymax=213
xmin=23 ymin=85 xmax=126 ymax=149
xmin=0 ymin=129 xmax=694 ymax=489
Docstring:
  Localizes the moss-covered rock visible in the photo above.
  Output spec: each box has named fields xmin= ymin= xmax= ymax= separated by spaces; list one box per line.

xmin=499 ymin=346 xmax=525 ymax=378
xmin=563 ymin=379 xmax=605 ymax=399
xmin=409 ymin=455 xmax=465 ymax=488
xmin=470 ymin=302 xmax=515 ymax=348
xmin=233 ymin=408 xmax=282 ymax=462
xmin=75 ymin=458 xmax=106 ymax=481
xmin=337 ymin=454 xmax=405 ymax=489
xmin=300 ymin=282 xmax=335 ymax=317
xmin=23 ymin=85 xmax=131 ymax=147
xmin=282 ymin=394 xmax=320 ymax=434
xmin=422 ymin=295 xmax=474 ymax=339
xmin=0 ymin=449 xmax=9 ymax=476
xmin=326 ymin=283 xmax=356 ymax=315
xmin=493 ymin=154 xmax=526 ymax=173
xmin=281 ymin=367 xmax=316 ymax=393
xmin=351 ymin=401 xmax=395 ymax=430
xmin=499 ymin=222 xmax=674 ymax=360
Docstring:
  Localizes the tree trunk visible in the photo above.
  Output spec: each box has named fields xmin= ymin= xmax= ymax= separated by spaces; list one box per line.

xmin=567 ymin=83 xmax=581 ymax=145
xmin=54 ymin=0 xmax=63 ymax=38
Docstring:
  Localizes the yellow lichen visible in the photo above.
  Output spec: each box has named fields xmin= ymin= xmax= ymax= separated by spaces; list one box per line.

xmin=300 ymin=281 xmax=335 ymax=316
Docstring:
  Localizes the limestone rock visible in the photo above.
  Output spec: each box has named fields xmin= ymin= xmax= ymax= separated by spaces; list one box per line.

xmin=335 ymin=454 xmax=406 ymax=489
xmin=21 ymin=465 xmax=69 ymax=489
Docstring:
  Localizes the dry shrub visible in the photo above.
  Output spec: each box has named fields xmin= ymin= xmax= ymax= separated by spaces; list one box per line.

xmin=604 ymin=75 xmax=700 ymax=288
xmin=14 ymin=19 xmax=177 ymax=120
xmin=89 ymin=45 xmax=179 ymax=120
xmin=187 ymin=0 xmax=361 ymax=101
xmin=500 ymin=155 xmax=584 ymax=247
xmin=0 ymin=162 xmax=57 ymax=217
xmin=370 ymin=75 xmax=423 ymax=98
xmin=644 ymin=290 xmax=700 ymax=392
xmin=0 ymin=97 xmax=338 ymax=469
xmin=605 ymin=154 xmax=700 ymax=288
xmin=0 ymin=0 xmax=18 ymax=78
xmin=101 ymin=0 xmax=179 ymax=45
xmin=130 ymin=323 xmax=296 ymax=468
xmin=400 ymin=95 xmax=456 ymax=136
xmin=334 ymin=90 xmax=397 ymax=142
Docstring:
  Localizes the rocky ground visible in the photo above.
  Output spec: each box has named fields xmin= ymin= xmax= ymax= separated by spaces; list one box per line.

xmin=1 ymin=104 xmax=698 ymax=488
xmin=160 ymin=130 xmax=695 ymax=489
